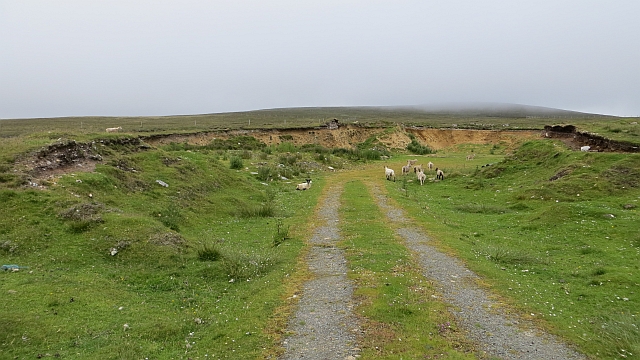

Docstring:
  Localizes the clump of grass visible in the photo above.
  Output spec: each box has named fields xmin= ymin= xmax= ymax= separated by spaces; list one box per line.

xmin=594 ymin=314 xmax=640 ymax=359
xmin=238 ymin=203 xmax=275 ymax=218
xmin=221 ymin=251 xmax=278 ymax=281
xmin=484 ymin=247 xmax=536 ymax=265
xmin=276 ymin=142 xmax=297 ymax=153
xmin=156 ymin=203 xmax=184 ymax=231
xmin=257 ymin=166 xmax=274 ymax=181
xmin=278 ymin=153 xmax=300 ymax=165
xmin=241 ymin=150 xmax=252 ymax=159
xmin=455 ymin=203 xmax=510 ymax=214
xmin=197 ymin=243 xmax=222 ymax=261
xmin=592 ymin=267 xmax=606 ymax=276
xmin=229 ymin=156 xmax=243 ymax=169
xmin=0 ymin=240 xmax=18 ymax=254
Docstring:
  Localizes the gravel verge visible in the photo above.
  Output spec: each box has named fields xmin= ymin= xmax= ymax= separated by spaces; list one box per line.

xmin=371 ymin=184 xmax=587 ymax=360
xmin=280 ymin=186 xmax=361 ymax=360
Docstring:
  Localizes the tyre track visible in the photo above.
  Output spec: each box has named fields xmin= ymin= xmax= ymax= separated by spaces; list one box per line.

xmin=280 ymin=185 xmax=360 ymax=360
xmin=369 ymin=184 xmax=586 ymax=360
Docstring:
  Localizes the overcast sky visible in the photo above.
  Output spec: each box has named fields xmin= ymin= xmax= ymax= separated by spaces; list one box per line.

xmin=1 ymin=1 xmax=639 ymax=119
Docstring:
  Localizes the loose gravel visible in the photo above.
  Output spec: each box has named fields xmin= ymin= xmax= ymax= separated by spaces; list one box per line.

xmin=280 ymin=186 xmax=361 ymax=360
xmin=280 ymin=181 xmax=587 ymax=360
xmin=371 ymin=185 xmax=587 ymax=360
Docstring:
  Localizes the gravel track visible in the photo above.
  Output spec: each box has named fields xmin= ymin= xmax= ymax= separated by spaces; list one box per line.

xmin=280 ymin=181 xmax=586 ymax=360
xmin=371 ymin=184 xmax=587 ymax=360
xmin=280 ymin=186 xmax=361 ymax=360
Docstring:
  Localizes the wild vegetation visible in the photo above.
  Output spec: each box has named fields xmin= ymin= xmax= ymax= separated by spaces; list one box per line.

xmin=1 ymin=109 xmax=639 ymax=359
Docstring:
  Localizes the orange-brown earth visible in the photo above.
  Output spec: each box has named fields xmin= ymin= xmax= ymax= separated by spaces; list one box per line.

xmin=144 ymin=125 xmax=540 ymax=151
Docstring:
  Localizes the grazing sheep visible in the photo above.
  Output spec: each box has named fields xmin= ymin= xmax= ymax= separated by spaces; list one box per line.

xmin=407 ymin=159 xmax=418 ymax=166
xmin=435 ymin=168 xmax=444 ymax=180
xmin=384 ymin=166 xmax=396 ymax=182
xmin=580 ymin=146 xmax=591 ymax=152
xmin=413 ymin=164 xmax=423 ymax=173
xmin=296 ymin=179 xmax=312 ymax=190
xmin=427 ymin=161 xmax=434 ymax=171
xmin=416 ymin=169 xmax=426 ymax=185
xmin=106 ymin=126 xmax=123 ymax=133
xmin=402 ymin=164 xmax=412 ymax=176
xmin=466 ymin=154 xmax=476 ymax=160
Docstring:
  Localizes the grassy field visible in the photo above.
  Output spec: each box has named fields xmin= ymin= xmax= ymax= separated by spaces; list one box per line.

xmin=382 ymin=142 xmax=640 ymax=359
xmin=2 ymin=106 xmax=638 ymax=141
xmin=1 ymin=111 xmax=639 ymax=359
xmin=0 ymin=141 xmax=330 ymax=359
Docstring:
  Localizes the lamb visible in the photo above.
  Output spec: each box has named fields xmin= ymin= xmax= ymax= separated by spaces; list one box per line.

xmin=413 ymin=164 xmax=423 ymax=173
xmin=401 ymin=164 xmax=412 ymax=176
xmin=580 ymin=146 xmax=591 ymax=152
xmin=427 ymin=161 xmax=434 ymax=171
xmin=407 ymin=159 xmax=418 ymax=166
xmin=466 ymin=154 xmax=476 ymax=160
xmin=296 ymin=179 xmax=312 ymax=190
xmin=416 ymin=169 xmax=426 ymax=185
xmin=384 ymin=166 xmax=396 ymax=182
xmin=435 ymin=168 xmax=444 ymax=180
xmin=106 ymin=126 xmax=123 ymax=133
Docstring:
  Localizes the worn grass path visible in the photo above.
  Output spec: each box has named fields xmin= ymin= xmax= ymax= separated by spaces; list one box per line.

xmin=279 ymin=164 xmax=586 ymax=359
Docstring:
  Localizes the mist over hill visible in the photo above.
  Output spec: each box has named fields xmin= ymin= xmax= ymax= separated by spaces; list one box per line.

xmin=372 ymin=103 xmax=609 ymax=118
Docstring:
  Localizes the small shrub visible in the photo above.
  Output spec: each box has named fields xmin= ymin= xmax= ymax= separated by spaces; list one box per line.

xmin=257 ymin=166 xmax=274 ymax=181
xmin=229 ymin=156 xmax=243 ymax=170
xmin=241 ymin=150 xmax=252 ymax=159
xmin=406 ymin=134 xmax=434 ymax=155
xmin=272 ymin=218 xmax=290 ymax=247
xmin=276 ymin=142 xmax=297 ymax=153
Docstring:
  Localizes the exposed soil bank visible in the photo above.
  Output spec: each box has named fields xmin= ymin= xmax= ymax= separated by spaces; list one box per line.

xmin=16 ymin=124 xmax=637 ymax=183
xmin=543 ymin=125 xmax=640 ymax=152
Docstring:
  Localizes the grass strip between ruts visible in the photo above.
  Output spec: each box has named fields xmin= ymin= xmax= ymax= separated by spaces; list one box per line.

xmin=339 ymin=179 xmax=477 ymax=359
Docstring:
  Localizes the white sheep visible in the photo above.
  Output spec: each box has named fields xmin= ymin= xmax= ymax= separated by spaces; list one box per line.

xmin=413 ymin=164 xmax=423 ymax=173
xmin=435 ymin=168 xmax=444 ymax=180
xmin=427 ymin=161 xmax=434 ymax=171
xmin=407 ymin=159 xmax=418 ymax=166
xmin=580 ymin=146 xmax=590 ymax=152
xmin=106 ymin=126 xmax=123 ymax=133
xmin=296 ymin=179 xmax=312 ymax=190
xmin=466 ymin=154 xmax=476 ymax=160
xmin=416 ymin=169 xmax=426 ymax=185
xmin=401 ymin=164 xmax=412 ymax=176
xmin=384 ymin=166 xmax=396 ymax=182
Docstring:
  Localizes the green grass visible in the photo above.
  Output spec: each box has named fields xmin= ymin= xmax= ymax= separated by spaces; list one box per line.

xmin=2 ymin=111 xmax=640 ymax=358
xmin=386 ymin=140 xmax=640 ymax=359
xmin=0 ymin=144 xmax=325 ymax=359
xmin=339 ymin=180 xmax=476 ymax=359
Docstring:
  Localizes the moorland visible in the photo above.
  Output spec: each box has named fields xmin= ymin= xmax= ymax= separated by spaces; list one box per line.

xmin=1 ymin=106 xmax=639 ymax=359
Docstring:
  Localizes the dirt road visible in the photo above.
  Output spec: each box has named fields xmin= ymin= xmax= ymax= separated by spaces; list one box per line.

xmin=279 ymin=175 xmax=586 ymax=360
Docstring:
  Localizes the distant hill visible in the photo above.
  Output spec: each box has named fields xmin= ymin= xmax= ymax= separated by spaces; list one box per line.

xmin=373 ymin=103 xmax=609 ymax=118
